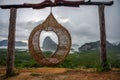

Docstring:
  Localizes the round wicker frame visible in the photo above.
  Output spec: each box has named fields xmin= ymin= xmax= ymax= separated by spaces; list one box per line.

xmin=28 ymin=13 xmax=71 ymax=66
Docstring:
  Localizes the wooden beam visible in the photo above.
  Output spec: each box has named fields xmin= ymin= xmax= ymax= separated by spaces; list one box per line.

xmin=98 ymin=5 xmax=109 ymax=70
xmin=6 ymin=8 xmax=17 ymax=77
xmin=0 ymin=1 xmax=113 ymax=9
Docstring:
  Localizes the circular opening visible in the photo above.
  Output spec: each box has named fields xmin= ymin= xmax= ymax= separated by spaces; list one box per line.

xmin=40 ymin=30 xmax=58 ymax=57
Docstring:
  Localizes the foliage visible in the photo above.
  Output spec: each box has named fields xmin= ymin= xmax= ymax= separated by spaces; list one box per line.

xmin=0 ymin=49 xmax=120 ymax=69
xmin=43 ymin=51 xmax=53 ymax=57
xmin=95 ymin=61 xmax=111 ymax=72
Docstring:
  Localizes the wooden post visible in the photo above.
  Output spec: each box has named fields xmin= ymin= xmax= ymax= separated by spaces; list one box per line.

xmin=6 ymin=8 xmax=17 ymax=76
xmin=98 ymin=5 xmax=109 ymax=70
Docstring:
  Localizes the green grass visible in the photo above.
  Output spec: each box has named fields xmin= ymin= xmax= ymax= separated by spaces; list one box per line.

xmin=0 ymin=49 xmax=120 ymax=69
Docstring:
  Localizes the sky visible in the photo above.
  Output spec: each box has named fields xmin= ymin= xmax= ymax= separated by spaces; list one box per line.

xmin=0 ymin=0 xmax=120 ymax=47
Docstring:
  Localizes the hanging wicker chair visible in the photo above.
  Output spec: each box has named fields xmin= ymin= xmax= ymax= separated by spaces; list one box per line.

xmin=28 ymin=13 xmax=71 ymax=66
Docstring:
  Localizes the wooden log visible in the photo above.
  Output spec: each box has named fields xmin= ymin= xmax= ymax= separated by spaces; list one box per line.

xmin=6 ymin=8 xmax=17 ymax=76
xmin=0 ymin=1 xmax=113 ymax=9
xmin=98 ymin=5 xmax=109 ymax=70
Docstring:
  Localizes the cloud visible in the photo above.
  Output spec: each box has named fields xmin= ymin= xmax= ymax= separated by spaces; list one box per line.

xmin=105 ymin=0 xmax=120 ymax=42
xmin=0 ymin=0 xmax=120 ymax=46
xmin=0 ymin=8 xmax=10 ymax=40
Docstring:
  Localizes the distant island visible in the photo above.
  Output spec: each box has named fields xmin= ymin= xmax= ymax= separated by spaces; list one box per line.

xmin=0 ymin=40 xmax=27 ymax=47
xmin=42 ymin=36 xmax=58 ymax=51
xmin=79 ymin=41 xmax=120 ymax=51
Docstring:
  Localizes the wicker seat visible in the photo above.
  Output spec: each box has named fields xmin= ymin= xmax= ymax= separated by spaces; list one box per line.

xmin=28 ymin=13 xmax=71 ymax=66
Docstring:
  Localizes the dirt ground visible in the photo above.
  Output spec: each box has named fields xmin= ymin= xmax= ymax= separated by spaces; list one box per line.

xmin=0 ymin=68 xmax=120 ymax=80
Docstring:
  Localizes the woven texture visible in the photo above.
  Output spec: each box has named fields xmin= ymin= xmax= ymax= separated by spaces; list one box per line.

xmin=28 ymin=13 xmax=71 ymax=66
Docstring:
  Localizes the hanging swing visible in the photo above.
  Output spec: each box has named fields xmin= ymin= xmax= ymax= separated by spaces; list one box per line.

xmin=28 ymin=12 xmax=71 ymax=66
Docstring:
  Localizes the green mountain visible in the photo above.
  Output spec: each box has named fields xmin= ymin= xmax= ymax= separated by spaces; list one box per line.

xmin=0 ymin=40 xmax=27 ymax=46
xmin=42 ymin=36 xmax=58 ymax=51
xmin=79 ymin=41 xmax=119 ymax=51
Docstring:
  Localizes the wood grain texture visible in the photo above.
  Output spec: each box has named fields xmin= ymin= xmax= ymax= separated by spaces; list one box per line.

xmin=6 ymin=8 xmax=17 ymax=76
xmin=99 ymin=5 xmax=107 ymax=68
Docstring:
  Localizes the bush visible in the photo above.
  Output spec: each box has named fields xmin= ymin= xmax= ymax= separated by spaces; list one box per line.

xmin=0 ymin=49 xmax=120 ymax=70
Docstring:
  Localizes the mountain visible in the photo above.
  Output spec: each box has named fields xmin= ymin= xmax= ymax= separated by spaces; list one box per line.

xmin=78 ymin=41 xmax=119 ymax=51
xmin=79 ymin=41 xmax=100 ymax=51
xmin=113 ymin=42 xmax=120 ymax=46
xmin=15 ymin=41 xmax=27 ymax=46
xmin=118 ymin=43 xmax=120 ymax=49
xmin=42 ymin=36 xmax=58 ymax=51
xmin=0 ymin=40 xmax=27 ymax=46
xmin=0 ymin=40 xmax=8 ymax=46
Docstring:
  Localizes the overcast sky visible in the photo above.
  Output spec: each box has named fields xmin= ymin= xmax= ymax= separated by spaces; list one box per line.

xmin=0 ymin=0 xmax=120 ymax=46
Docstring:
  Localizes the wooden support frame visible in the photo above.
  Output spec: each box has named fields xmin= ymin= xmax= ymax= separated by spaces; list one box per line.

xmin=98 ymin=5 xmax=109 ymax=70
xmin=0 ymin=1 xmax=113 ymax=9
xmin=0 ymin=1 xmax=113 ymax=76
xmin=6 ymin=8 xmax=17 ymax=76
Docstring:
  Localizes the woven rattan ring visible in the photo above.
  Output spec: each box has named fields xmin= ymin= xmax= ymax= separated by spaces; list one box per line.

xmin=28 ymin=13 xmax=71 ymax=66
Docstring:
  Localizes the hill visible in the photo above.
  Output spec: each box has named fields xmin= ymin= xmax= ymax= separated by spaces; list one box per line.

xmin=0 ymin=40 xmax=27 ymax=46
xmin=42 ymin=36 xmax=58 ymax=51
xmin=79 ymin=41 xmax=119 ymax=51
xmin=118 ymin=43 xmax=120 ymax=48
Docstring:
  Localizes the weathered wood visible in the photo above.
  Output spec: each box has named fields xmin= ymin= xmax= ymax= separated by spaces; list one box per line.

xmin=0 ymin=1 xmax=113 ymax=9
xmin=6 ymin=8 xmax=17 ymax=76
xmin=98 ymin=5 xmax=108 ymax=70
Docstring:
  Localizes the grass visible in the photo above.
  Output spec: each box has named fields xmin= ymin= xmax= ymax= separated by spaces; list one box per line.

xmin=0 ymin=49 xmax=120 ymax=69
